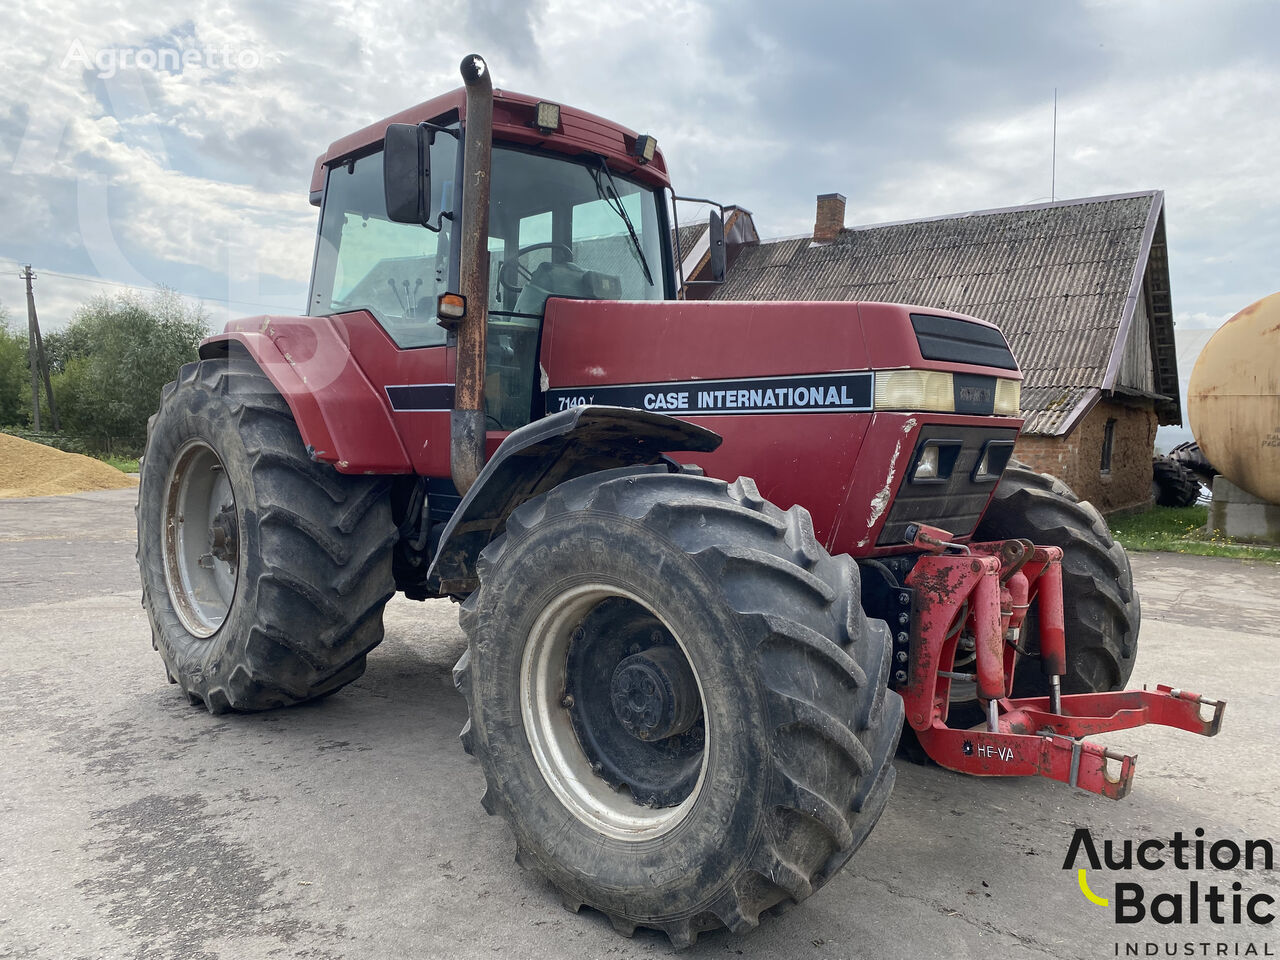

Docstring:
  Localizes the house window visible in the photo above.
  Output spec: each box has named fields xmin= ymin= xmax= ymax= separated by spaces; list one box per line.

xmin=1100 ymin=418 xmax=1117 ymax=474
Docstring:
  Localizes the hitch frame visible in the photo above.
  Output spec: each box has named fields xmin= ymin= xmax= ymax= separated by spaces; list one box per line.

xmin=899 ymin=524 xmax=1226 ymax=799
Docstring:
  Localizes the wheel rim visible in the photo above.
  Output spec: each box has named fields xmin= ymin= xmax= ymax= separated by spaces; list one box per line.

xmin=162 ymin=440 xmax=239 ymax=638
xmin=520 ymin=583 xmax=708 ymax=841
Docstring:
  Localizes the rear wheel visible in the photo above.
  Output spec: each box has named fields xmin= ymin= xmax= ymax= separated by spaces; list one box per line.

xmin=136 ymin=353 xmax=397 ymax=712
xmin=453 ymin=466 xmax=901 ymax=947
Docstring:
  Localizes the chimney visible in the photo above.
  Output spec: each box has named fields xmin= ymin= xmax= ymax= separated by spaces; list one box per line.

xmin=813 ymin=192 xmax=846 ymax=242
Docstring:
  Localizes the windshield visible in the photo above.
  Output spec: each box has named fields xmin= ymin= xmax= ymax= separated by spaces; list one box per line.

xmin=309 ymin=139 xmax=669 ymax=430
xmin=486 ymin=146 xmax=667 ymax=318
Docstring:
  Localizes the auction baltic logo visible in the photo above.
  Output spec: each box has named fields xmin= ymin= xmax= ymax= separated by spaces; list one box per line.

xmin=1064 ymin=827 xmax=1275 ymax=956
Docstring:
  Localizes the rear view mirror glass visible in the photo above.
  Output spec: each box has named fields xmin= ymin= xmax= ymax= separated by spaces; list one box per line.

xmin=383 ymin=123 xmax=431 ymax=225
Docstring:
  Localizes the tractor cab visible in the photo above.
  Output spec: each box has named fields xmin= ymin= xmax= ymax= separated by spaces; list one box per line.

xmin=306 ymin=90 xmax=682 ymax=432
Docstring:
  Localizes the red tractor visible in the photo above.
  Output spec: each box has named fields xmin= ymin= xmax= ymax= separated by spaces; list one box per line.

xmin=136 ymin=55 xmax=1223 ymax=947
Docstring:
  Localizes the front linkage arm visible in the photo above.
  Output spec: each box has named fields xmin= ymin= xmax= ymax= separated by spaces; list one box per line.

xmin=899 ymin=523 xmax=1226 ymax=799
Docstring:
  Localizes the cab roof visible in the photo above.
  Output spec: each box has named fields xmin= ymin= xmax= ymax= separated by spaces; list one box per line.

xmin=309 ymin=86 xmax=671 ymax=205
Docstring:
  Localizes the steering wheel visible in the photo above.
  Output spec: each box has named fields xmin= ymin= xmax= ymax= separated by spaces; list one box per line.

xmin=499 ymin=242 xmax=576 ymax=297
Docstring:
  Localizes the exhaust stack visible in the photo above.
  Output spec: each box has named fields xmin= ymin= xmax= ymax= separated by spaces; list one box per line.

xmin=452 ymin=53 xmax=494 ymax=495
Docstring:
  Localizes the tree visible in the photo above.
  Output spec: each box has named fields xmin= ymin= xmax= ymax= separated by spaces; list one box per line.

xmin=0 ymin=305 xmax=32 ymax=427
xmin=52 ymin=289 xmax=208 ymax=452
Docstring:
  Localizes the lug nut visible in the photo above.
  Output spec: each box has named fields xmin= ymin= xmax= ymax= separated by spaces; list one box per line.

xmin=898 ymin=612 xmax=910 ymax=626
xmin=896 ymin=650 xmax=908 ymax=663
xmin=894 ymin=670 xmax=908 ymax=684
xmin=896 ymin=632 xmax=909 ymax=645
xmin=560 ymin=694 xmax=574 ymax=708
xmin=899 ymin=591 xmax=911 ymax=605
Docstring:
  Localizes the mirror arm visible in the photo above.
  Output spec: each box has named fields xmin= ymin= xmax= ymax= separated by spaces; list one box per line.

xmin=668 ymin=187 xmax=686 ymax=297
xmin=416 ymin=121 xmax=460 ymax=140
xmin=671 ymin=195 xmax=729 ymax=287
xmin=670 ymin=194 xmax=732 ymax=285
xmin=414 ymin=122 xmax=459 ymax=233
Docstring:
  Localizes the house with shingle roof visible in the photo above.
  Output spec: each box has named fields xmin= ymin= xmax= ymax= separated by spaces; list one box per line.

xmin=680 ymin=191 xmax=1180 ymax=513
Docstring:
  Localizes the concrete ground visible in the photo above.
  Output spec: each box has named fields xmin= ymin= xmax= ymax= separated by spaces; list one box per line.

xmin=2 ymin=487 xmax=1278 ymax=960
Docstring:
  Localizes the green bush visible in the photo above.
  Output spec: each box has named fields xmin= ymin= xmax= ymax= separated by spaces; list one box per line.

xmin=0 ymin=309 xmax=31 ymax=427
xmin=50 ymin=289 xmax=207 ymax=453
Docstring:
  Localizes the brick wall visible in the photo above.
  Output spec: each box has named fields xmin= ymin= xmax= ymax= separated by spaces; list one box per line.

xmin=1014 ymin=399 xmax=1157 ymax=514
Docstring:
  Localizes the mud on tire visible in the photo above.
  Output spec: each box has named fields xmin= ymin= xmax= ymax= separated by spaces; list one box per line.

xmin=136 ymin=352 xmax=397 ymax=712
xmin=453 ymin=465 xmax=901 ymax=948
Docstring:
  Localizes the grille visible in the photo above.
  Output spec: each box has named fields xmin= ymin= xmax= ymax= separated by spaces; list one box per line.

xmin=877 ymin=424 xmax=1019 ymax=546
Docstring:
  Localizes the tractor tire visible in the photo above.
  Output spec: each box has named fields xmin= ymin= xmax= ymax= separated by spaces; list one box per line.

xmin=136 ymin=353 xmax=397 ymax=712
xmin=453 ymin=466 xmax=901 ymax=948
xmin=973 ymin=461 xmax=1139 ymax=698
xmin=1168 ymin=440 xmax=1216 ymax=486
xmin=1152 ymin=456 xmax=1201 ymax=507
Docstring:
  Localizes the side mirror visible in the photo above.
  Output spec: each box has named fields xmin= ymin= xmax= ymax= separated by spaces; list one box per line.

xmin=708 ymin=210 xmax=726 ymax=283
xmin=383 ymin=123 xmax=431 ymax=225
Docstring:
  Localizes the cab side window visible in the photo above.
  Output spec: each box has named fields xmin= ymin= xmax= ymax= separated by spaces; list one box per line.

xmin=309 ymin=131 xmax=457 ymax=349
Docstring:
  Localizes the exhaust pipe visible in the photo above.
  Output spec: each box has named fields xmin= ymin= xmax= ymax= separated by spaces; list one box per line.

xmin=452 ymin=53 xmax=493 ymax=495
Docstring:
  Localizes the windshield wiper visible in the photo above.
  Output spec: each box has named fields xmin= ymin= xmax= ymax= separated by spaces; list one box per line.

xmin=590 ymin=156 xmax=654 ymax=288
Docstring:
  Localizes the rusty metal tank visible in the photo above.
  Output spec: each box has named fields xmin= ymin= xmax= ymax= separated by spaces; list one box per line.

xmin=1187 ymin=291 xmax=1280 ymax=504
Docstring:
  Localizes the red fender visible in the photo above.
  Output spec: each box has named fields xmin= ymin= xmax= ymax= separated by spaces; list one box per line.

xmin=200 ymin=315 xmax=412 ymax=475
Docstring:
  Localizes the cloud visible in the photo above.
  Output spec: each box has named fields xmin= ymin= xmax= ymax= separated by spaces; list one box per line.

xmin=0 ymin=0 xmax=1275 ymax=340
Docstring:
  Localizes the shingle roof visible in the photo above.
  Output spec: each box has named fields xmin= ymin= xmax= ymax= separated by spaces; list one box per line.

xmin=707 ymin=192 xmax=1173 ymax=435
xmin=674 ymin=222 xmax=708 ymax=258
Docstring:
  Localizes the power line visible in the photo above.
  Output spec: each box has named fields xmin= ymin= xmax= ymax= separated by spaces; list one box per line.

xmin=0 ymin=257 xmax=297 ymax=312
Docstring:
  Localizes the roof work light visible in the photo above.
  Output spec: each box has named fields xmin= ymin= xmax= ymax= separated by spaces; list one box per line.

xmin=534 ymin=101 xmax=560 ymax=133
xmin=633 ymin=134 xmax=657 ymax=164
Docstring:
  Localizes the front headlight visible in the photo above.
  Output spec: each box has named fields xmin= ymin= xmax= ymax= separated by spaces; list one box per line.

xmin=972 ymin=440 xmax=1016 ymax=482
xmin=873 ymin=370 xmax=954 ymax=412
xmin=993 ymin=378 xmax=1021 ymax=416
xmin=872 ymin=370 xmax=1022 ymax=416
xmin=910 ymin=439 xmax=962 ymax=483
xmin=914 ymin=443 xmax=940 ymax=480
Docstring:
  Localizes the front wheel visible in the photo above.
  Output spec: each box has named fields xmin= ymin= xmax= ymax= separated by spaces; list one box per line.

xmin=453 ymin=467 xmax=901 ymax=947
xmin=974 ymin=462 xmax=1140 ymax=697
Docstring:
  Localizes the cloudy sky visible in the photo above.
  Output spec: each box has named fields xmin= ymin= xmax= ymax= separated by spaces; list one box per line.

xmin=1 ymin=0 xmax=1277 ymax=351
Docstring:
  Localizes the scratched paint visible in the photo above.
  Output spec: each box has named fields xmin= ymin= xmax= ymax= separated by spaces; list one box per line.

xmin=867 ymin=417 xmax=916 ymax=528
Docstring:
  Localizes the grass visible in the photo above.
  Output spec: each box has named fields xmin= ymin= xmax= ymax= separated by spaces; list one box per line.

xmin=1109 ymin=505 xmax=1280 ymax=561
xmin=98 ymin=454 xmax=140 ymax=474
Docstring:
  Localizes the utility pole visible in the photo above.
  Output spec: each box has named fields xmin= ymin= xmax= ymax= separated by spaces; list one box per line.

xmin=20 ymin=266 xmax=59 ymax=432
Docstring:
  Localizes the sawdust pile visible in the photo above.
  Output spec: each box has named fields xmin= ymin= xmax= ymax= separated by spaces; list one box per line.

xmin=0 ymin=433 xmax=138 ymax=498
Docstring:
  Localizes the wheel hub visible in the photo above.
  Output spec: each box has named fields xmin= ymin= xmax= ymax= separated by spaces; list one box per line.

xmin=610 ymin=646 xmax=700 ymax=742
xmin=521 ymin=593 xmax=707 ymax=824
xmin=209 ymin=503 xmax=239 ymax=566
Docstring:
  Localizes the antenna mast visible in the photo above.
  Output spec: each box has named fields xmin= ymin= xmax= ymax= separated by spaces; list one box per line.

xmin=1051 ymin=88 xmax=1058 ymax=202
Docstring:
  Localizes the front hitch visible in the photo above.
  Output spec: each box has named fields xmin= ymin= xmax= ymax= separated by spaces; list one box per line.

xmin=899 ymin=524 xmax=1226 ymax=800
